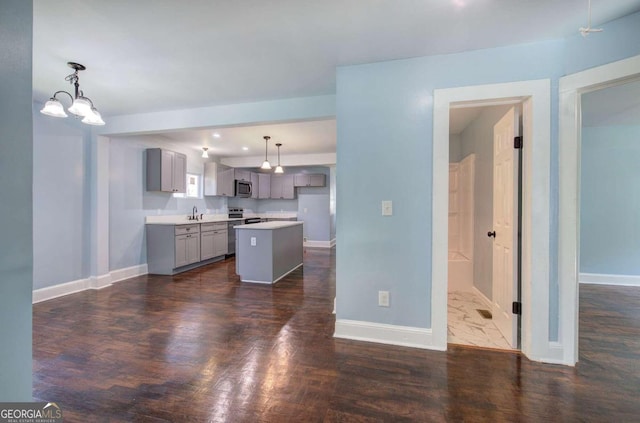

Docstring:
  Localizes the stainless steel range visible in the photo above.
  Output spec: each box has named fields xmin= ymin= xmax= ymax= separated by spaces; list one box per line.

xmin=227 ymin=208 xmax=244 ymax=256
xmin=228 ymin=207 xmax=243 ymax=219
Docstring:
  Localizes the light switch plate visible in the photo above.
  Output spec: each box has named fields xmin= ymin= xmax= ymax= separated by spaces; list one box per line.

xmin=378 ymin=291 xmax=390 ymax=307
xmin=250 ymin=236 xmax=257 ymax=246
xmin=382 ymin=200 xmax=393 ymax=216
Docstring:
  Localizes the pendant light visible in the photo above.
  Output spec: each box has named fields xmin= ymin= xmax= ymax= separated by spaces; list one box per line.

xmin=201 ymin=147 xmax=209 ymax=158
xmin=261 ymin=136 xmax=272 ymax=170
xmin=274 ymin=143 xmax=284 ymax=174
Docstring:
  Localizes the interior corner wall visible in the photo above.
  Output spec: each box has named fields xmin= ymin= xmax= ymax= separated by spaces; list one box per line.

xmin=449 ymin=134 xmax=461 ymax=163
xmin=32 ymin=109 xmax=92 ymax=289
xmin=109 ymin=135 xmax=227 ymax=271
xmin=297 ymin=167 xmax=331 ymax=242
xmin=330 ymin=166 xmax=337 ymax=241
xmin=336 ymin=39 xmax=564 ymax=329
xmin=0 ymin=0 xmax=33 ymax=400
xmin=580 ymin=125 xmax=640 ymax=276
xmin=459 ymin=105 xmax=512 ymax=300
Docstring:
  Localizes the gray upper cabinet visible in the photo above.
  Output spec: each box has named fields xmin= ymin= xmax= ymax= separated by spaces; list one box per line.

xmin=217 ymin=168 xmax=235 ymax=197
xmin=251 ymin=172 xmax=259 ymax=199
xmin=204 ymin=162 xmax=234 ymax=197
xmin=270 ymin=174 xmax=295 ymax=199
xmin=234 ymin=169 xmax=251 ymax=182
xmin=146 ymin=148 xmax=187 ymax=193
xmin=258 ymin=173 xmax=271 ymax=199
xmin=203 ymin=162 xmax=218 ymax=196
xmin=294 ymin=173 xmax=326 ymax=187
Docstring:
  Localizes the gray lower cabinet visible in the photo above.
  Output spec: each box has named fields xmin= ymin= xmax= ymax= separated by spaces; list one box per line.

xmin=175 ymin=233 xmax=200 ymax=268
xmin=147 ymin=223 xmax=228 ymax=275
xmin=174 ymin=224 xmax=200 ymax=268
xmin=201 ymin=222 xmax=228 ymax=260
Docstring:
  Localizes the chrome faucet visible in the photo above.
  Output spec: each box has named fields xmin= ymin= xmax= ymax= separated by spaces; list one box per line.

xmin=192 ymin=206 xmax=198 ymax=221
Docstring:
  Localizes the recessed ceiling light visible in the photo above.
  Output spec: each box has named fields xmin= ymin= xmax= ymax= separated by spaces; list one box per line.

xmin=242 ymin=147 xmax=249 ymax=151
xmin=212 ymin=132 xmax=221 ymax=138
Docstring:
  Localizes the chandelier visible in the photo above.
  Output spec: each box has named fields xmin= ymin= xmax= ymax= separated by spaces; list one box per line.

xmin=40 ymin=62 xmax=105 ymax=126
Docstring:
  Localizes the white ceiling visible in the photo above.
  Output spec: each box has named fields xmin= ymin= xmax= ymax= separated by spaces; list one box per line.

xmin=159 ymin=119 xmax=336 ymax=157
xmin=33 ymin=0 xmax=640 ymax=155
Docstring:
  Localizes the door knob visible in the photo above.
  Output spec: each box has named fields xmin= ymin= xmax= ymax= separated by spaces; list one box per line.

xmin=487 ymin=231 xmax=496 ymax=238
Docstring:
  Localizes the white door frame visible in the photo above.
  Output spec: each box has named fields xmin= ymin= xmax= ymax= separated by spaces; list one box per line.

xmin=558 ymin=54 xmax=640 ymax=366
xmin=432 ymin=79 xmax=552 ymax=362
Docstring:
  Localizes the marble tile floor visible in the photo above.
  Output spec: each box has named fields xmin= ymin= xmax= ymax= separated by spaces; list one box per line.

xmin=448 ymin=290 xmax=513 ymax=350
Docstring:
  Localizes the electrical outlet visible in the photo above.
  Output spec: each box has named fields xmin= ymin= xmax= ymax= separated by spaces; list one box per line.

xmin=250 ymin=236 xmax=257 ymax=246
xmin=378 ymin=291 xmax=390 ymax=307
xmin=382 ymin=200 xmax=393 ymax=216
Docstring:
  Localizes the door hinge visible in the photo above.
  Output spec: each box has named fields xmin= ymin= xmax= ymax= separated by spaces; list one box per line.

xmin=512 ymin=301 xmax=522 ymax=315
xmin=514 ymin=136 xmax=523 ymax=149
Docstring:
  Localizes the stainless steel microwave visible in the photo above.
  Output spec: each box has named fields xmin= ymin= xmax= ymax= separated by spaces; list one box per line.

xmin=235 ymin=180 xmax=252 ymax=197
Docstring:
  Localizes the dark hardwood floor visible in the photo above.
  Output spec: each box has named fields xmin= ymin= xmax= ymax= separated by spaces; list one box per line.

xmin=33 ymin=249 xmax=640 ymax=422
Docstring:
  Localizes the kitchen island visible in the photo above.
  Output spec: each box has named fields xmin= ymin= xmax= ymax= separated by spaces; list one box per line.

xmin=236 ymin=221 xmax=303 ymax=284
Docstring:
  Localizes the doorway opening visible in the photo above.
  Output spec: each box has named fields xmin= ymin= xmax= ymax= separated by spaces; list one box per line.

xmin=432 ymin=79 xmax=551 ymax=362
xmin=558 ymin=55 xmax=640 ymax=365
xmin=446 ymin=103 xmax=524 ymax=350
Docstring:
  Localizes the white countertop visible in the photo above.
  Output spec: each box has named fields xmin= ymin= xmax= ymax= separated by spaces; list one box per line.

xmin=145 ymin=213 xmax=297 ymax=225
xmin=236 ymin=221 xmax=303 ymax=230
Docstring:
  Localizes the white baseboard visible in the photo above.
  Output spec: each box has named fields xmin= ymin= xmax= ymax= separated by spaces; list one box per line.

xmin=530 ymin=341 xmax=573 ymax=366
xmin=579 ymin=272 xmax=640 ymax=286
xmin=88 ymin=274 xmax=112 ymax=290
xmin=111 ymin=264 xmax=149 ymax=283
xmin=33 ymin=278 xmax=91 ymax=304
xmin=472 ymin=286 xmax=493 ymax=308
xmin=33 ymin=263 xmax=149 ymax=304
xmin=334 ymin=319 xmax=441 ymax=350
xmin=304 ymin=240 xmax=333 ymax=248
xmin=330 ymin=238 xmax=336 ymax=248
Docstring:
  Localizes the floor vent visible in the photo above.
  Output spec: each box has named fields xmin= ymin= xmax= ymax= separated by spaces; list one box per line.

xmin=476 ymin=309 xmax=492 ymax=319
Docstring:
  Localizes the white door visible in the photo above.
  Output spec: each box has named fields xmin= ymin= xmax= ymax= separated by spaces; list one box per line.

xmin=491 ymin=106 xmax=520 ymax=348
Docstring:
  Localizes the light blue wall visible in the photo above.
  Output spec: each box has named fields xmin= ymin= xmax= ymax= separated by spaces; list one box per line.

xmin=229 ymin=166 xmax=332 ymax=242
xmin=564 ymin=12 xmax=640 ymax=75
xmin=109 ymin=135 xmax=226 ymax=270
xmin=458 ymin=105 xmax=511 ymax=300
xmin=33 ymin=110 xmax=92 ymax=289
xmin=297 ymin=167 xmax=331 ymax=242
xmin=330 ymin=166 xmax=336 ymax=241
xmin=0 ymin=0 xmax=33 ymax=400
xmin=580 ymin=125 xmax=640 ymax=275
xmin=336 ymin=10 xmax=640 ymax=335
xmin=336 ymin=40 xmax=564 ymax=328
